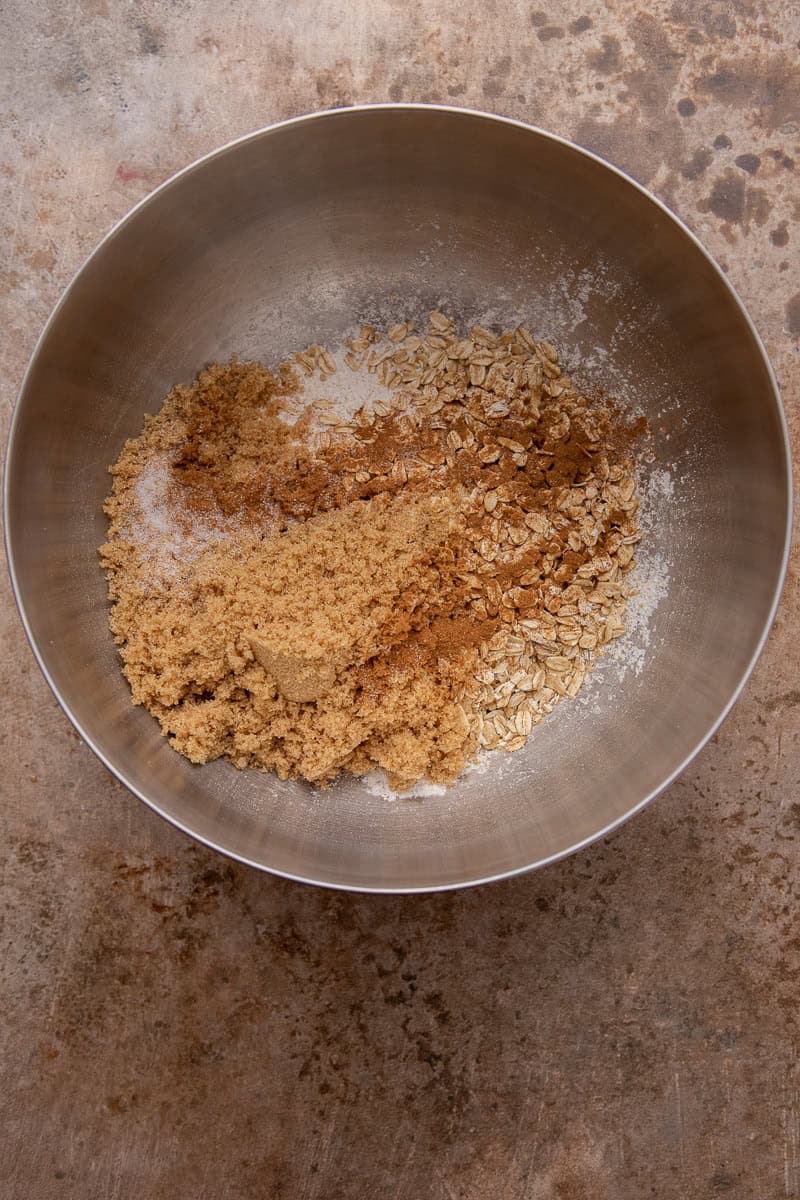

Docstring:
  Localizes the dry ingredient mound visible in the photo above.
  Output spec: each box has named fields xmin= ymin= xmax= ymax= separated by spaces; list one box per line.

xmin=101 ymin=312 xmax=643 ymax=790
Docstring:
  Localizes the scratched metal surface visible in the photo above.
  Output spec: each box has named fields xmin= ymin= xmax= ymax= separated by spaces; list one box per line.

xmin=1 ymin=2 xmax=799 ymax=1197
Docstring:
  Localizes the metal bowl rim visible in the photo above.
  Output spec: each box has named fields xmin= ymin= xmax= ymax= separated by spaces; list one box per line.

xmin=3 ymin=103 xmax=793 ymax=893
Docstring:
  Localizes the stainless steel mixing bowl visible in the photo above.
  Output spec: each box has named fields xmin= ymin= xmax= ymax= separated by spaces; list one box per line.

xmin=4 ymin=106 xmax=791 ymax=892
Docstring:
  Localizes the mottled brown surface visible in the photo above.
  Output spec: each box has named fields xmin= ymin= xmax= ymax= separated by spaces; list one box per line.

xmin=1 ymin=1 xmax=799 ymax=1197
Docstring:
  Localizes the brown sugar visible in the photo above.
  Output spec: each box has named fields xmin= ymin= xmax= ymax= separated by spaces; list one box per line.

xmin=100 ymin=315 xmax=643 ymax=790
xmin=243 ymin=488 xmax=467 ymax=701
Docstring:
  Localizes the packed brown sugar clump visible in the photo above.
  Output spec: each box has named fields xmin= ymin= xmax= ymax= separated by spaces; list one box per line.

xmin=100 ymin=312 xmax=643 ymax=790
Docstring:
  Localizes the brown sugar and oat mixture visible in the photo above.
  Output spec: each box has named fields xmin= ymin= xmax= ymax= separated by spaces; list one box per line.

xmin=101 ymin=312 xmax=643 ymax=791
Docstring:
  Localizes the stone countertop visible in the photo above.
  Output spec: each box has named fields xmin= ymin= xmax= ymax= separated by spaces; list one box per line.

xmin=1 ymin=2 xmax=798 ymax=1197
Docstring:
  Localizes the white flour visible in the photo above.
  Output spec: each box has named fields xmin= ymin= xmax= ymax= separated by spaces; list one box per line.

xmin=125 ymin=455 xmax=242 ymax=583
xmin=604 ymin=467 xmax=673 ymax=678
xmin=362 ymin=771 xmax=448 ymax=801
xmin=279 ymin=345 xmax=397 ymax=433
